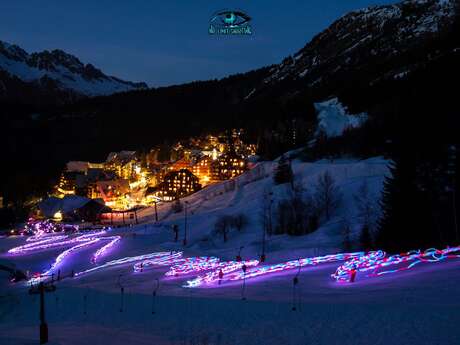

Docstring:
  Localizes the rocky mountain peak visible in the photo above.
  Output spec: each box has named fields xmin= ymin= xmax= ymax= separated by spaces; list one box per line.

xmin=0 ymin=40 xmax=148 ymax=97
xmin=0 ymin=41 xmax=28 ymax=62
xmin=263 ymin=0 xmax=457 ymax=88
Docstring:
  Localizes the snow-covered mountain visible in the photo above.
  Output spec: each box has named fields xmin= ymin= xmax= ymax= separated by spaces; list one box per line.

xmin=0 ymin=40 xmax=147 ymax=97
xmin=263 ymin=0 xmax=457 ymax=88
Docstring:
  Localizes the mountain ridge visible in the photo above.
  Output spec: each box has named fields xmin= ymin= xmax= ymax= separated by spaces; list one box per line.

xmin=259 ymin=0 xmax=457 ymax=94
xmin=0 ymin=40 xmax=147 ymax=100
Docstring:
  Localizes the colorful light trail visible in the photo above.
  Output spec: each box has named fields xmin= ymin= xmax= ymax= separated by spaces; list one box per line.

xmin=332 ymin=246 xmax=460 ymax=282
xmin=76 ymin=251 xmax=183 ymax=277
xmin=19 ymin=231 xmax=121 ymax=284
xmin=165 ymin=256 xmax=221 ymax=277
xmin=224 ymin=252 xmax=365 ymax=283
xmin=14 ymin=227 xmax=460 ymax=288
xmin=184 ymin=260 xmax=260 ymax=288
xmin=185 ymin=252 xmax=364 ymax=287
xmin=9 ymin=231 xmax=107 ymax=255
xmin=92 ymin=236 xmax=121 ymax=263
xmin=133 ymin=252 xmax=184 ymax=272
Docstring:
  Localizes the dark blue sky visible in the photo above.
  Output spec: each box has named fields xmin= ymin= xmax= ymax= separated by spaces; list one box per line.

xmin=0 ymin=0 xmax=394 ymax=87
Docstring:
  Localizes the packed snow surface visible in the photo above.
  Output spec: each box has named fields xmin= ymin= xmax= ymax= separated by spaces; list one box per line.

xmin=1 ymin=157 xmax=460 ymax=345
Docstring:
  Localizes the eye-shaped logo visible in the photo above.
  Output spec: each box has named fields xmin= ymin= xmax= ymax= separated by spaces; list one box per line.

xmin=209 ymin=9 xmax=252 ymax=35
xmin=212 ymin=10 xmax=251 ymax=28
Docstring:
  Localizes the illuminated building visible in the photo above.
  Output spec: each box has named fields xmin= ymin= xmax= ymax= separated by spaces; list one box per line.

xmin=146 ymin=148 xmax=160 ymax=166
xmin=50 ymin=130 xmax=255 ymax=212
xmin=169 ymin=158 xmax=193 ymax=172
xmin=56 ymin=171 xmax=78 ymax=196
xmin=204 ymin=135 xmax=219 ymax=148
xmin=95 ymin=180 xmax=130 ymax=209
xmin=105 ymin=151 xmax=138 ymax=179
xmin=216 ymin=151 xmax=247 ymax=180
xmin=157 ymin=169 xmax=201 ymax=201
xmin=66 ymin=168 xmax=116 ymax=199
xmin=53 ymin=211 xmax=63 ymax=221
xmin=192 ymin=156 xmax=213 ymax=185
xmin=39 ymin=195 xmax=110 ymax=222
xmin=246 ymin=144 xmax=257 ymax=156
xmin=66 ymin=161 xmax=104 ymax=173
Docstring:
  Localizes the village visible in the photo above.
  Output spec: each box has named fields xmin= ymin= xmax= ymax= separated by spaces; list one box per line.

xmin=33 ymin=129 xmax=257 ymax=226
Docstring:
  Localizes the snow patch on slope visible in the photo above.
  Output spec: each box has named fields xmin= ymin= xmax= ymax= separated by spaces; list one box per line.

xmin=314 ymin=98 xmax=368 ymax=138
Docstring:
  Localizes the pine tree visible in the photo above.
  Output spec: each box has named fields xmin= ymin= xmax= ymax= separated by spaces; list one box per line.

xmin=342 ymin=217 xmax=353 ymax=252
xmin=376 ymin=150 xmax=436 ymax=253
xmin=359 ymin=224 xmax=373 ymax=251
xmin=377 ymin=159 xmax=411 ymax=253
xmin=354 ymin=181 xmax=376 ymax=250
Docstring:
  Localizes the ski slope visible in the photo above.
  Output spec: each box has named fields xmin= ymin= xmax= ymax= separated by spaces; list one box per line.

xmin=2 ymin=156 xmax=460 ymax=345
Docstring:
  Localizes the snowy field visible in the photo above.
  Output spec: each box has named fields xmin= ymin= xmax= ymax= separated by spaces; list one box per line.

xmin=1 ymin=157 xmax=460 ymax=345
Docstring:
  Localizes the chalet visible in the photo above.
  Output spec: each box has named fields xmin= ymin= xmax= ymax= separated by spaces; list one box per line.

xmin=105 ymin=151 xmax=138 ymax=179
xmin=56 ymin=171 xmax=80 ymax=196
xmin=94 ymin=179 xmax=130 ymax=208
xmin=169 ymin=157 xmax=193 ymax=172
xmin=192 ymin=156 xmax=213 ymax=185
xmin=215 ymin=151 xmax=247 ymax=180
xmin=38 ymin=195 xmax=110 ymax=222
xmin=156 ymin=169 xmax=201 ymax=201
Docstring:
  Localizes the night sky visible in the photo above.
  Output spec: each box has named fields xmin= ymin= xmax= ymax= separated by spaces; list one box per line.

xmin=0 ymin=0 xmax=394 ymax=87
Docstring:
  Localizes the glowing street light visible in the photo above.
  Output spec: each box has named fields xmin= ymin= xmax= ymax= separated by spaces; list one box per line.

xmin=53 ymin=211 xmax=63 ymax=221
